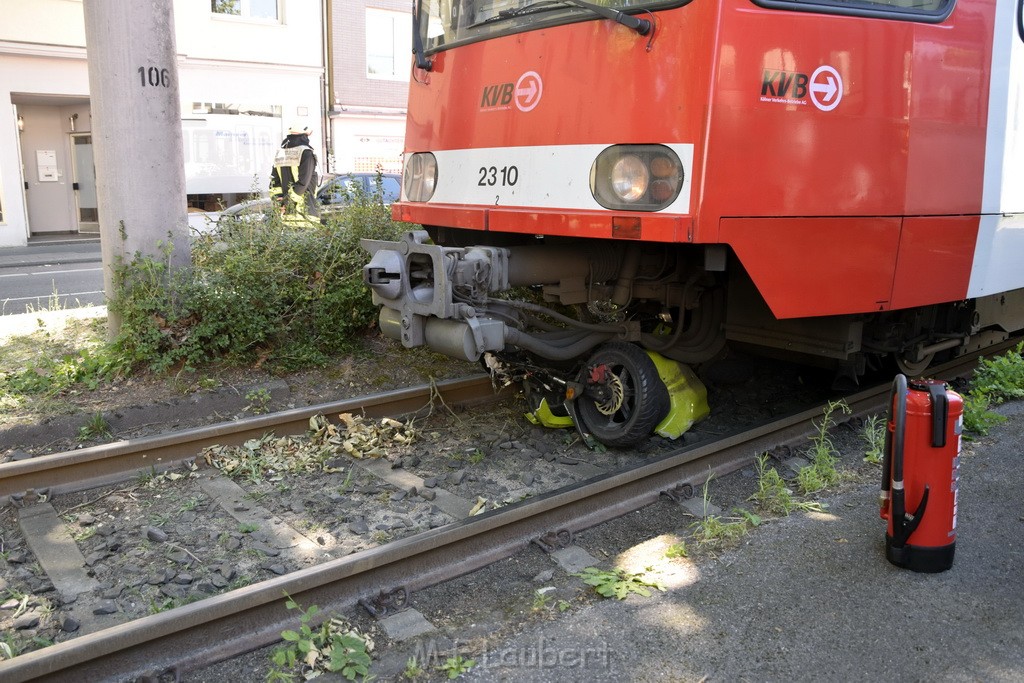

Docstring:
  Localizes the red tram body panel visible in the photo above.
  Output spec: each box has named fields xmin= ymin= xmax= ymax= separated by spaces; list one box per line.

xmin=364 ymin=0 xmax=1024 ymax=445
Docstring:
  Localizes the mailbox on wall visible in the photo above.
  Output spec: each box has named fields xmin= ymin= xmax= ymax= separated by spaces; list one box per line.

xmin=36 ymin=149 xmax=59 ymax=182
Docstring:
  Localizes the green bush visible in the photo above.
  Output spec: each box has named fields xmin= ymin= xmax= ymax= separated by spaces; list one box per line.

xmin=960 ymin=342 xmax=1024 ymax=434
xmin=2 ymin=188 xmax=406 ymax=402
xmin=110 ymin=190 xmax=405 ymax=373
xmin=969 ymin=342 xmax=1024 ymax=402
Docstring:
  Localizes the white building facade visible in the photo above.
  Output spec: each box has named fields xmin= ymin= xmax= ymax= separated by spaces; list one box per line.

xmin=0 ymin=0 xmax=325 ymax=248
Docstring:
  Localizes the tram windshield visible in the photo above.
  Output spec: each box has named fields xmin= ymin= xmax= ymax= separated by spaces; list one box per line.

xmin=417 ymin=0 xmax=677 ymax=54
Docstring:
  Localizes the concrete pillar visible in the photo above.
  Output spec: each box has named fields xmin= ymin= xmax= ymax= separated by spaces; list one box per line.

xmin=83 ymin=0 xmax=189 ymax=338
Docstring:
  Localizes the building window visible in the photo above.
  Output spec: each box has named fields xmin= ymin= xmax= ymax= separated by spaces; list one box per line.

xmin=211 ymin=0 xmax=279 ymax=21
xmin=192 ymin=102 xmax=282 ymax=117
xmin=366 ymin=9 xmax=412 ymax=81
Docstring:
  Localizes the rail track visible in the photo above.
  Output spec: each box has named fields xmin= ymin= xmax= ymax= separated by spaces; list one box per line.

xmin=0 ymin=346 xmax=1008 ymax=682
xmin=0 ymin=374 xmax=503 ymax=501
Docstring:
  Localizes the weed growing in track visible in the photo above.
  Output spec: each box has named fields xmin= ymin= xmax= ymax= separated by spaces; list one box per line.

xmin=861 ymin=414 xmax=886 ymax=465
xmin=665 ymin=541 xmax=689 ymax=559
xmin=0 ymin=630 xmax=53 ymax=661
xmin=576 ymin=567 xmax=666 ymax=600
xmin=688 ymin=478 xmax=758 ymax=547
xmin=403 ymin=656 xmax=426 ymax=679
xmin=148 ymin=512 xmax=171 ymax=526
xmin=268 ymin=594 xmax=374 ymax=682
xmin=750 ymin=454 xmax=800 ymax=515
xmin=439 ymin=655 xmax=477 ymax=679
xmin=750 ymin=454 xmax=829 ymax=517
xmin=77 ymin=412 xmax=111 ymax=442
xmin=797 ymin=399 xmax=850 ymax=494
xmin=531 ymin=589 xmax=553 ymax=612
xmin=690 ymin=512 xmax=755 ymax=545
xmin=244 ymin=388 xmax=272 ymax=414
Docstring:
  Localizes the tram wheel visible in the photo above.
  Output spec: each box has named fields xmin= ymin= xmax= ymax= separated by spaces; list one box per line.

xmin=577 ymin=342 xmax=670 ymax=448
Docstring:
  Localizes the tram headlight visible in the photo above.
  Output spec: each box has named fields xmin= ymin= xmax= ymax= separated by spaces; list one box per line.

xmin=611 ymin=155 xmax=649 ymax=202
xmin=590 ymin=145 xmax=684 ymax=211
xmin=403 ymin=152 xmax=437 ymax=202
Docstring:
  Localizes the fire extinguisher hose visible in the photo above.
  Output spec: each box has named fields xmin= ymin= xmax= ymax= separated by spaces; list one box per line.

xmin=880 ymin=376 xmax=897 ymax=509
xmin=887 ymin=373 xmax=929 ymax=547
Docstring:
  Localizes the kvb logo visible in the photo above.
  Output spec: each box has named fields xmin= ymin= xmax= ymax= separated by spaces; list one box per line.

xmin=514 ymin=71 xmax=543 ymax=112
xmin=480 ymin=72 xmax=543 ymax=112
xmin=760 ymin=64 xmax=843 ymax=112
xmin=808 ymin=66 xmax=842 ymax=111
xmin=480 ymin=82 xmax=514 ymax=109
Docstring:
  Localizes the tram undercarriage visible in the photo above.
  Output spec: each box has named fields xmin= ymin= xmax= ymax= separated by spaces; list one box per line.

xmin=363 ymin=229 xmax=1023 ymax=446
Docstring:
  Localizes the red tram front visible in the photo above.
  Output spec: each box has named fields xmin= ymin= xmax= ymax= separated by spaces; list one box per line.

xmin=363 ymin=0 xmax=1024 ymax=446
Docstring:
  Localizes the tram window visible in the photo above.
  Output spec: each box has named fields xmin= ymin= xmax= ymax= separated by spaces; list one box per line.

xmin=752 ymin=0 xmax=954 ymax=23
xmin=1018 ymin=0 xmax=1023 ymax=42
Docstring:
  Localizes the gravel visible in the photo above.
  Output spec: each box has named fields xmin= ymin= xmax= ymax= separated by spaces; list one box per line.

xmin=2 ymin=352 xmax=875 ymax=679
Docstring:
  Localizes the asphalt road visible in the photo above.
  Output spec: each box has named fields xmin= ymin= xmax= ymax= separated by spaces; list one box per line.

xmin=0 ymin=262 xmax=105 ymax=314
xmin=0 ymin=242 xmax=104 ymax=315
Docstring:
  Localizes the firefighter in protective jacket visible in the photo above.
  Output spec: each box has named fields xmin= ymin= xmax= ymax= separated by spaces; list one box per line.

xmin=270 ymin=124 xmax=320 ymax=224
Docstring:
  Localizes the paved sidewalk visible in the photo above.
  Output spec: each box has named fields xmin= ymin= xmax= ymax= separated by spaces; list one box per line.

xmin=469 ymin=403 xmax=1024 ymax=682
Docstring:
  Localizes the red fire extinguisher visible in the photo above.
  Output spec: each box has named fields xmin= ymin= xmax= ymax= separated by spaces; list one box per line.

xmin=880 ymin=374 xmax=962 ymax=572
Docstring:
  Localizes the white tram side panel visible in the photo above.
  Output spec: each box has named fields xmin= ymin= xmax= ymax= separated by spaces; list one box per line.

xmin=969 ymin=0 xmax=1024 ymax=298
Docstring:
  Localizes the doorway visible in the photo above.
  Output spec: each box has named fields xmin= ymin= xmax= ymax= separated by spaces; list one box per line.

xmin=11 ymin=95 xmax=91 ymax=237
xmin=70 ymin=133 xmax=99 ymax=233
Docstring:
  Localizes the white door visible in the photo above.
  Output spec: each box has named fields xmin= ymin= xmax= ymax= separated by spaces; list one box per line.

xmin=70 ymin=133 xmax=99 ymax=233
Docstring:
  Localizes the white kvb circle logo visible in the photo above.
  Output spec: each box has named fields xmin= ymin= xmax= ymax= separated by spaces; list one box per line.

xmin=809 ymin=65 xmax=843 ymax=112
xmin=515 ymin=71 xmax=543 ymax=112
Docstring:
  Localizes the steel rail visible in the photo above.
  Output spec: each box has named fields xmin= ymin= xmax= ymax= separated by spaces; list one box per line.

xmin=0 ymin=348 xmax=1002 ymax=682
xmin=0 ymin=380 xmax=898 ymax=682
xmin=0 ymin=375 xmax=499 ymax=501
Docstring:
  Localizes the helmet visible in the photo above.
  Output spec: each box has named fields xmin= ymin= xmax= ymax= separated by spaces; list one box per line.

xmin=287 ymin=123 xmax=311 ymax=136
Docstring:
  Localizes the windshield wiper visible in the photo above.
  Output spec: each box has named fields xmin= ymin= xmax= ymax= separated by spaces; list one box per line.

xmin=499 ymin=0 xmax=574 ymax=18
xmin=412 ymin=0 xmax=434 ymax=71
xmin=467 ymin=0 xmax=570 ymax=27
xmin=474 ymin=0 xmax=651 ymax=35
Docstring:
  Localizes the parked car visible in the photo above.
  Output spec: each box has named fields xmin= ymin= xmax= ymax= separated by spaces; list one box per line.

xmin=318 ymin=172 xmax=401 ymax=210
xmin=217 ymin=172 xmax=401 ymax=222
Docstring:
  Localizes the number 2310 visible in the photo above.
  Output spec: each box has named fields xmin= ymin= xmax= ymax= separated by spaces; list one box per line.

xmin=478 ymin=165 xmax=519 ymax=187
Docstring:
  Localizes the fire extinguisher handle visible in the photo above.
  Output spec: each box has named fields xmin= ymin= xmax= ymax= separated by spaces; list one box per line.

xmin=886 ymin=374 xmax=909 ymax=536
xmin=927 ymin=383 xmax=948 ymax=448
